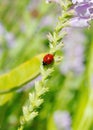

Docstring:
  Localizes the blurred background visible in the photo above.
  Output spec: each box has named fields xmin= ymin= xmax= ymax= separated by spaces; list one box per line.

xmin=0 ymin=0 xmax=93 ymax=130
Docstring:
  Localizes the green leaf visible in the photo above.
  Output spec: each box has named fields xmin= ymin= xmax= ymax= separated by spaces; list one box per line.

xmin=47 ymin=115 xmax=56 ymax=130
xmin=0 ymin=93 xmax=13 ymax=105
xmin=0 ymin=53 xmax=44 ymax=93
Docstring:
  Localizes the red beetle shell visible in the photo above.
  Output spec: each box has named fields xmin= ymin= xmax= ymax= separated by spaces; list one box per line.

xmin=43 ymin=54 xmax=54 ymax=65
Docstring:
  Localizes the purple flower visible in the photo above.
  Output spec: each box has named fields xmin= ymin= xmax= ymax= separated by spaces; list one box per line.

xmin=39 ymin=15 xmax=55 ymax=28
xmin=0 ymin=23 xmax=5 ymax=35
xmin=60 ymin=27 xmax=85 ymax=75
xmin=45 ymin=0 xmax=93 ymax=27
xmin=0 ymin=22 xmax=15 ymax=48
xmin=69 ymin=17 xmax=89 ymax=27
xmin=72 ymin=0 xmax=86 ymax=4
xmin=5 ymin=32 xmax=15 ymax=48
xmin=70 ymin=1 xmax=93 ymax=27
xmin=72 ymin=0 xmax=93 ymax=4
xmin=54 ymin=110 xmax=71 ymax=130
xmin=27 ymin=0 xmax=41 ymax=10
xmin=74 ymin=2 xmax=93 ymax=19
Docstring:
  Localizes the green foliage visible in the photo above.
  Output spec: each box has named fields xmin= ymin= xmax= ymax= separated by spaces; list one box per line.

xmin=0 ymin=0 xmax=93 ymax=130
xmin=18 ymin=1 xmax=74 ymax=129
xmin=0 ymin=54 xmax=44 ymax=105
xmin=0 ymin=93 xmax=13 ymax=105
xmin=0 ymin=54 xmax=44 ymax=93
xmin=72 ymin=27 xmax=93 ymax=130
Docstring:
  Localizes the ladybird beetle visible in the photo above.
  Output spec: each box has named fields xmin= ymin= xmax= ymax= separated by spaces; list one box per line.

xmin=43 ymin=54 xmax=54 ymax=65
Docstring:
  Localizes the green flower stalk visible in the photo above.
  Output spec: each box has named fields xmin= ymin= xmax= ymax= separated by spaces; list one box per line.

xmin=18 ymin=1 xmax=73 ymax=130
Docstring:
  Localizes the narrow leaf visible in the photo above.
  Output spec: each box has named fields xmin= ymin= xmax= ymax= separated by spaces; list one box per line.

xmin=0 ymin=54 xmax=44 ymax=93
